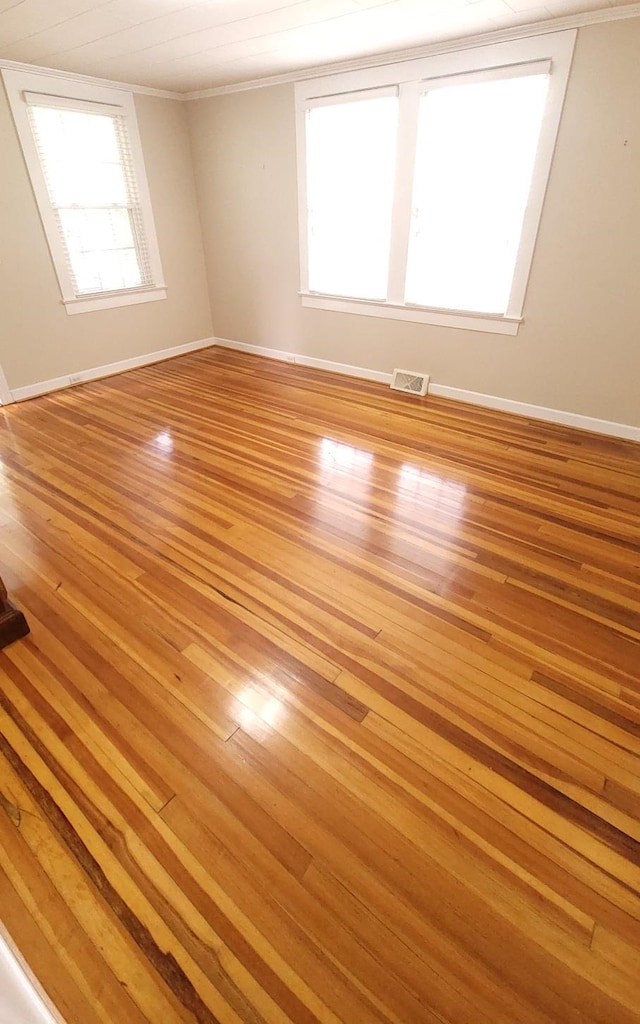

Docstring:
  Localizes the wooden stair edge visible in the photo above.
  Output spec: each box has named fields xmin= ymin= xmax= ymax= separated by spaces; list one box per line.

xmin=0 ymin=575 xmax=29 ymax=649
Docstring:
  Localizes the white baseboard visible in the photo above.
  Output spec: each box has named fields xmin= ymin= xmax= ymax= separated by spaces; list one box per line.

xmin=9 ymin=333 xmax=637 ymax=442
xmin=0 ymin=364 xmax=13 ymax=405
xmin=213 ymin=336 xmax=393 ymax=385
xmin=0 ymin=932 xmax=59 ymax=1024
xmin=427 ymin=383 xmax=640 ymax=441
xmin=213 ymin=336 xmax=640 ymax=442
xmin=9 ymin=337 xmax=215 ymax=403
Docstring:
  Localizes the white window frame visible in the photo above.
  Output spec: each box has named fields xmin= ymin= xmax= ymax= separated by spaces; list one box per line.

xmin=2 ymin=69 xmax=166 ymax=316
xmin=295 ymin=31 xmax=576 ymax=336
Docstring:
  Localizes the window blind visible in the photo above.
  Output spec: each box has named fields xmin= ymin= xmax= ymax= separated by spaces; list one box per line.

xmin=26 ymin=97 xmax=153 ymax=297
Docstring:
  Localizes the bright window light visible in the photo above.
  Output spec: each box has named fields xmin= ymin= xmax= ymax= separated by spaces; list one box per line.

xmin=404 ymin=74 xmax=549 ymax=314
xmin=295 ymin=32 xmax=576 ymax=333
xmin=396 ymin=464 xmax=467 ymax=520
xmin=237 ymin=686 xmax=284 ymax=729
xmin=319 ymin=437 xmax=373 ymax=474
xmin=29 ymin=105 xmax=150 ymax=296
xmin=150 ymin=430 xmax=174 ymax=452
xmin=306 ymin=95 xmax=398 ymax=300
xmin=2 ymin=68 xmax=166 ymax=314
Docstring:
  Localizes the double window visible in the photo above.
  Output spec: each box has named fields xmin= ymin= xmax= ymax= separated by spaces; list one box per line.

xmin=295 ymin=31 xmax=576 ymax=335
xmin=2 ymin=69 xmax=165 ymax=315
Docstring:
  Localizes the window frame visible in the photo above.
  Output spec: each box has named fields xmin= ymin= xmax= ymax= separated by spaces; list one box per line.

xmin=294 ymin=30 xmax=576 ymax=336
xmin=2 ymin=68 xmax=166 ymax=316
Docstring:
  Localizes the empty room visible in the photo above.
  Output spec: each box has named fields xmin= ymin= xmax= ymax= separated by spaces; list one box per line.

xmin=0 ymin=1 xmax=639 ymax=1022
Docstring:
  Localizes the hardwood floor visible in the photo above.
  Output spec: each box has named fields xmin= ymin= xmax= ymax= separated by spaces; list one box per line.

xmin=0 ymin=346 xmax=638 ymax=1024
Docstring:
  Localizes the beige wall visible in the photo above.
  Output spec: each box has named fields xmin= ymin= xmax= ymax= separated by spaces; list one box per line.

xmin=188 ymin=19 xmax=640 ymax=428
xmin=2 ymin=19 xmax=638 ymax=425
xmin=0 ymin=89 xmax=212 ymax=391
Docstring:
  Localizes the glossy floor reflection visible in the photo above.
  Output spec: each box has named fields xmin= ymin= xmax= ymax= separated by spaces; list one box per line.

xmin=0 ymin=347 xmax=639 ymax=1024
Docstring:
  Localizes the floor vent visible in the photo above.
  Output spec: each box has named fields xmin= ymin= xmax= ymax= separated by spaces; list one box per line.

xmin=390 ymin=368 xmax=430 ymax=397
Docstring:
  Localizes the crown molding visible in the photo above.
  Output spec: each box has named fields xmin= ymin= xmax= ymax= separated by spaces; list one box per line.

xmin=183 ymin=2 xmax=640 ymax=100
xmin=1 ymin=3 xmax=638 ymax=101
xmin=0 ymin=57 xmax=182 ymax=100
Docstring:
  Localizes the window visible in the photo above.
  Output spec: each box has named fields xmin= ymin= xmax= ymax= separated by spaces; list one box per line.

xmin=295 ymin=31 xmax=576 ymax=335
xmin=2 ymin=69 xmax=166 ymax=315
xmin=306 ymin=92 xmax=398 ymax=300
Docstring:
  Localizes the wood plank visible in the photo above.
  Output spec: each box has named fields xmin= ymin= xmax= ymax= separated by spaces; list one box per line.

xmin=0 ymin=346 xmax=638 ymax=1023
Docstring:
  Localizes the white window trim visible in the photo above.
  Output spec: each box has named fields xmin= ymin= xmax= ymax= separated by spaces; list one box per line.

xmin=2 ymin=68 xmax=166 ymax=315
xmin=294 ymin=30 xmax=576 ymax=336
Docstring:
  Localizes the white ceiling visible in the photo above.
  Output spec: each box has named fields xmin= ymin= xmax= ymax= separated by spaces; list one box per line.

xmin=0 ymin=0 xmax=636 ymax=94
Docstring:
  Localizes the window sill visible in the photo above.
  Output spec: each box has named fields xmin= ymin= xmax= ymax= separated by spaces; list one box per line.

xmin=299 ymin=292 xmax=522 ymax=336
xmin=63 ymin=285 xmax=167 ymax=316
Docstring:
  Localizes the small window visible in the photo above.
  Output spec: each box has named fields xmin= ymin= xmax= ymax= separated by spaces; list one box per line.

xmin=2 ymin=70 xmax=166 ymax=315
xmin=295 ymin=31 xmax=576 ymax=335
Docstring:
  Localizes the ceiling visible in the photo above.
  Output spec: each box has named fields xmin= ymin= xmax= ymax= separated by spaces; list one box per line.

xmin=0 ymin=0 xmax=636 ymax=94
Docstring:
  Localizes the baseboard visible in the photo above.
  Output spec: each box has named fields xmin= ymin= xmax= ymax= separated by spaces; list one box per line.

xmin=0 ymin=364 xmax=12 ymax=406
xmin=213 ymin=336 xmax=640 ymax=442
xmin=9 ymin=334 xmax=636 ymax=441
xmin=213 ymin=336 xmax=393 ymax=385
xmin=428 ymin=384 xmax=640 ymax=441
xmin=9 ymin=337 xmax=216 ymax=403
